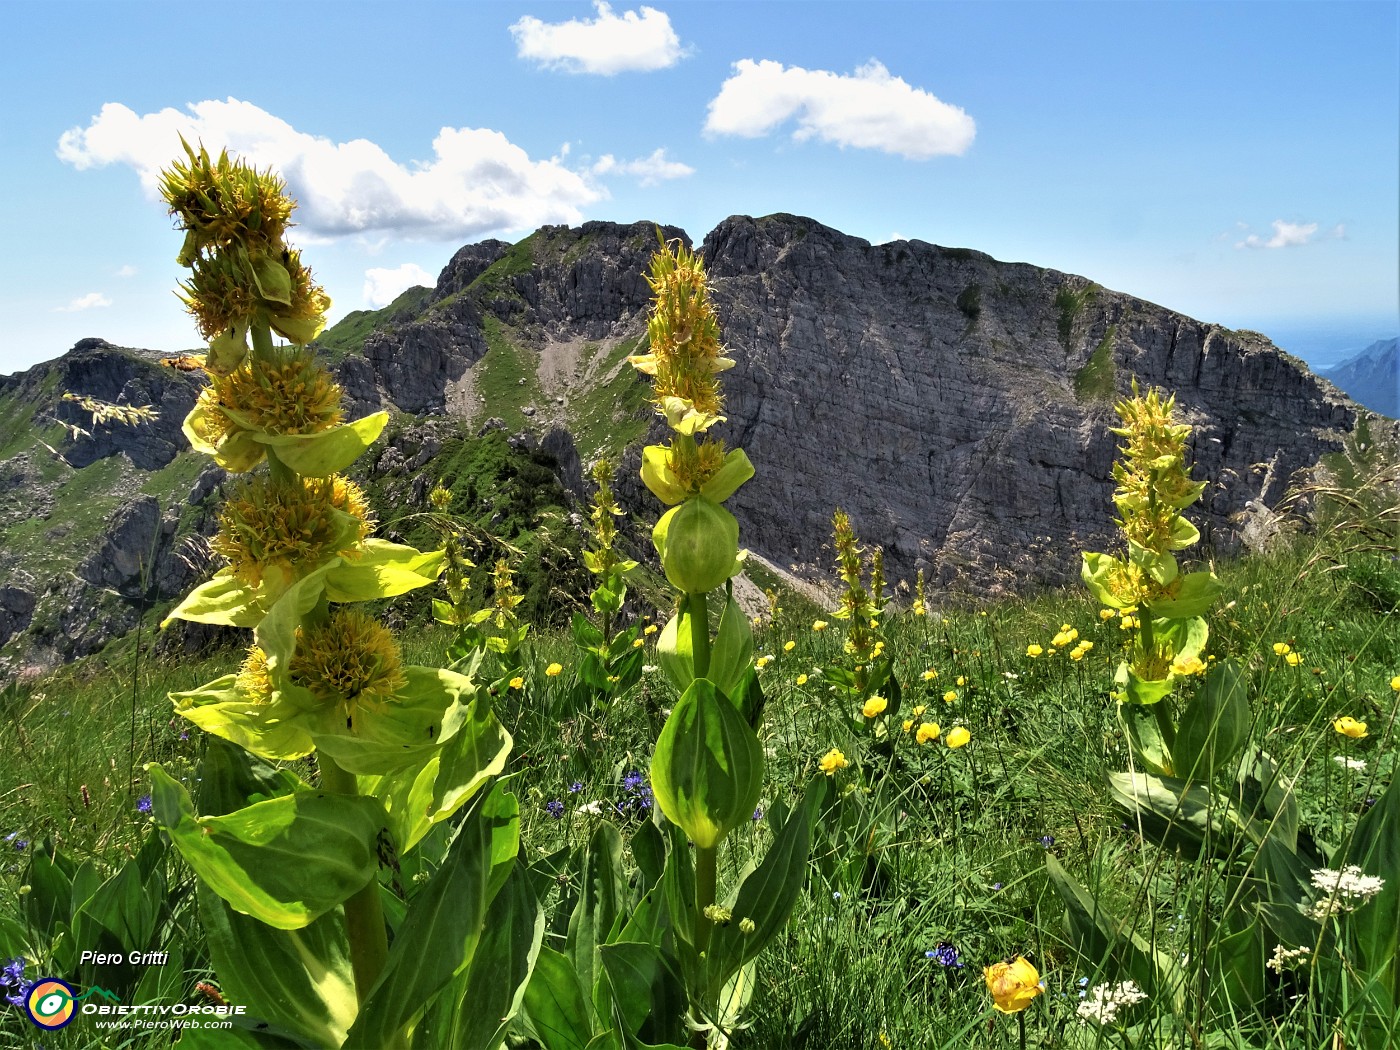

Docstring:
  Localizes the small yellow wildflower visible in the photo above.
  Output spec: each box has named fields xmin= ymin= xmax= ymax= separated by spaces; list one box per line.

xmin=1099 ymin=608 xmax=1116 ymax=621
xmin=1391 ymin=675 xmax=1400 ymax=692
xmin=956 ymin=675 xmax=967 ymax=687
xmin=943 ymin=690 xmax=958 ymax=703
xmin=945 ymin=726 xmax=971 ymax=748
xmin=784 ymin=640 xmax=796 ymax=652
xmin=755 ymin=655 xmax=773 ymax=669
xmin=912 ymin=704 xmax=927 ymax=716
xmin=1026 ymin=644 xmax=1043 ymax=658
xmin=1285 ymin=652 xmax=1302 ymax=667
xmin=903 ymin=719 xmax=914 ymax=733
xmin=752 ymin=616 xmax=762 ymax=627
xmin=812 ymin=620 xmax=828 ymax=632
xmin=1272 ymin=642 xmax=1291 ymax=656
xmin=819 ymin=748 xmax=848 ymax=775
xmin=796 ymin=673 xmax=809 ymax=686
xmin=633 ymin=638 xmax=645 ymax=648
xmin=1069 ymin=648 xmax=1086 ymax=662
xmin=916 ymin=722 xmax=940 ymax=744
xmin=1051 ymin=627 xmax=1078 ymax=648
xmin=1078 ymin=640 xmax=1094 ymax=653
xmin=863 ymin=695 xmax=889 ymax=718
xmin=1334 ymin=717 xmax=1368 ymax=739
xmin=879 ymin=1032 xmax=891 ymax=1049
xmin=509 ymin=676 xmax=525 ymax=690
xmin=921 ymin=668 xmax=938 ymax=681
xmin=1172 ymin=655 xmax=1206 ymax=676
xmin=984 ymin=956 xmax=1042 ymax=1013
xmin=644 ymin=624 xmax=658 ymax=636
xmin=1120 ymin=615 xmax=1139 ymax=630
xmin=545 ymin=663 xmax=563 ymax=677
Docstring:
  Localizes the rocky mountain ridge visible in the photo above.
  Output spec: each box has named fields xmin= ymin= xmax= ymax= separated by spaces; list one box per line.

xmin=1320 ymin=337 xmax=1398 ymax=418
xmin=0 ymin=214 xmax=1361 ymax=677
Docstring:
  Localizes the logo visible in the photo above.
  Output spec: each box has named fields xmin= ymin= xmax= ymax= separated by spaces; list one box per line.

xmin=25 ymin=978 xmax=77 ymax=1030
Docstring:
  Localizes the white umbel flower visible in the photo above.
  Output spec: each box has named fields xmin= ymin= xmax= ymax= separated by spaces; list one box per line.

xmin=1076 ymin=980 xmax=1147 ymax=1025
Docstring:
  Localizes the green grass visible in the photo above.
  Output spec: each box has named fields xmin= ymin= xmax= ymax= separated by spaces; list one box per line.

xmin=314 ymin=284 xmax=434 ymax=360
xmin=565 ymin=335 xmax=651 ymax=460
xmin=1074 ymin=324 xmax=1118 ymax=402
xmin=1056 ymin=282 xmax=1097 ymax=349
xmin=471 ymin=316 xmax=549 ymax=431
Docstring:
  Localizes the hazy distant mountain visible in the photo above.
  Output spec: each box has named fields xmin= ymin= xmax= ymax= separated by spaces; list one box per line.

xmin=1321 ymin=338 xmax=1398 ymax=418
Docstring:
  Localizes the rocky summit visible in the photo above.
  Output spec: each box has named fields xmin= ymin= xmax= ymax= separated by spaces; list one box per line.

xmin=0 ymin=214 xmax=1362 ymax=676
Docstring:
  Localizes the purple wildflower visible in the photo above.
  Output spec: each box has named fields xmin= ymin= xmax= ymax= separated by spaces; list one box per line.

xmin=1040 ymin=835 xmax=1055 ymax=849
xmin=137 ymin=795 xmax=153 ymax=814
xmin=568 ymin=781 xmax=583 ymax=794
xmin=926 ymin=943 xmax=963 ymax=968
xmin=545 ymin=800 xmax=565 ymax=820
xmin=753 ymin=807 xmax=764 ymax=822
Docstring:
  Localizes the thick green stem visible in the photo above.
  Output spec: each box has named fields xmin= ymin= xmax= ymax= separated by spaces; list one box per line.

xmin=318 ymin=756 xmax=397 ymax=1043
xmin=250 ymin=319 xmax=276 ymax=360
xmin=694 ymin=843 xmax=718 ymax=956
xmin=689 ymin=590 xmax=711 ymax=680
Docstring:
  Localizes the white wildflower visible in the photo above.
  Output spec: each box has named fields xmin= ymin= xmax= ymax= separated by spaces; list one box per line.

xmin=1076 ymin=980 xmax=1147 ymax=1026
xmin=1266 ymin=944 xmax=1311 ymax=973
xmin=575 ymin=800 xmax=607 ymax=816
xmin=1332 ymin=756 xmax=1366 ymax=771
xmin=1310 ymin=864 xmax=1385 ymax=904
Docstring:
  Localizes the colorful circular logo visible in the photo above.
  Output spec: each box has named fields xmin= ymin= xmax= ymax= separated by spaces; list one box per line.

xmin=25 ymin=979 xmax=77 ymax=1030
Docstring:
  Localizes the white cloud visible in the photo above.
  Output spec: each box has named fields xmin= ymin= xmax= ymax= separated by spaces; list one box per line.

xmin=57 ymin=98 xmax=603 ymax=241
xmin=591 ymin=148 xmax=694 ymax=186
xmin=510 ymin=2 xmax=685 ymax=75
xmin=1235 ymin=219 xmax=1343 ymax=250
xmin=363 ymin=263 xmax=435 ymax=308
xmin=56 ymin=292 xmax=112 ymax=312
xmin=704 ymin=59 xmax=975 ymax=160
xmin=115 ymin=264 xmax=137 ymax=278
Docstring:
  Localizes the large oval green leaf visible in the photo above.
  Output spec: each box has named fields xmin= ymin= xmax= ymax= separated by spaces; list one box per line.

xmin=650 ymin=678 xmax=764 ymax=850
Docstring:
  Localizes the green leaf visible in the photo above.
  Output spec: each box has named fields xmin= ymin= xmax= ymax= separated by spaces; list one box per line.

xmin=522 ymin=945 xmax=596 ymax=1050
xmin=192 ymin=740 xmax=358 ymax=1048
xmin=259 ymin=412 xmax=389 ymax=478
xmin=150 ymin=764 xmax=384 ymax=929
xmin=1109 ymin=772 xmax=1261 ymax=857
xmin=706 ymin=778 xmax=815 ymax=994
xmin=449 ymin=866 xmax=545 ymax=1050
xmin=171 ymin=674 xmax=320 ymax=761
xmin=1081 ymin=552 xmax=1132 ymax=609
xmin=1174 ymin=659 xmax=1251 ymax=784
xmin=1127 ymin=539 xmax=1179 ymax=586
xmin=348 ymin=784 xmax=519 ymax=1048
xmin=24 ymin=847 xmax=73 ymax=940
xmin=206 ymin=321 xmax=249 ymax=374
xmin=312 ymin=667 xmax=475 ymax=775
xmin=568 ymin=821 xmax=625 ymax=1012
xmin=161 ymin=572 xmax=264 ymax=628
xmin=1345 ymin=777 xmax=1400 ymax=982
xmin=360 ymin=686 xmax=512 ymax=853
xmin=657 ymin=598 xmax=695 ymax=694
xmin=1044 ymin=853 xmax=1179 ymax=1001
xmin=1148 ymin=571 xmax=1223 ymax=619
xmin=650 ymin=678 xmax=765 ymax=850
xmin=708 ymin=594 xmax=754 ymax=699
xmin=599 ymin=941 xmax=688 ymax=1045
xmin=324 ymin=539 xmax=446 ymax=602
xmin=699 ymin=448 xmax=755 ymax=504
xmin=250 ymin=253 xmax=293 ymax=304
xmin=1168 ymin=513 xmax=1201 ymax=550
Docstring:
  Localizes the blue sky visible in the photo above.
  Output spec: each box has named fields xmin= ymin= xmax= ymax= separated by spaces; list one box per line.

xmin=4 ymin=0 xmax=1396 ymax=375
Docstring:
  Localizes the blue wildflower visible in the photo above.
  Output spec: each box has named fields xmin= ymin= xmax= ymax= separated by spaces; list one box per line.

xmin=926 ymin=942 xmax=963 ymax=968
xmin=568 ymin=781 xmax=583 ymax=794
xmin=1040 ymin=835 xmax=1055 ymax=849
xmin=753 ymin=806 xmax=764 ymax=821
xmin=137 ymin=795 xmax=153 ymax=814
xmin=545 ymin=800 xmax=565 ymax=820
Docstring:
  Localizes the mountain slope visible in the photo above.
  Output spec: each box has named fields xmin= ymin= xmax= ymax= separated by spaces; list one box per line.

xmin=1320 ymin=337 xmax=1398 ymax=417
xmin=0 ymin=215 xmax=1360 ymax=676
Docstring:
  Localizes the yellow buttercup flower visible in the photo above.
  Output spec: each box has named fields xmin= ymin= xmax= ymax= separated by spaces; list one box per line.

xmin=633 ymin=637 xmax=645 ymax=648
xmin=945 ymin=726 xmax=971 ymax=749
xmin=956 ymin=675 xmax=967 ymax=687
xmin=1099 ymin=608 xmax=1115 ymax=621
xmin=545 ymin=663 xmax=563 ymax=677
xmin=1026 ymin=644 xmax=1043 ymax=658
xmin=916 ymin=722 xmax=940 ymax=744
xmin=984 ymin=956 xmax=1042 ymax=1013
xmin=1172 ymin=655 xmax=1206 ymax=676
xmin=921 ymin=668 xmax=938 ymax=681
xmin=912 ymin=705 xmax=927 ymax=716
xmin=819 ymin=748 xmax=848 ymax=775
xmin=1391 ymin=675 xmax=1400 ymax=692
xmin=644 ymin=624 xmax=658 ymax=635
xmin=796 ymin=673 xmax=809 ymax=686
xmin=755 ymin=655 xmax=772 ymax=669
xmin=784 ymin=640 xmax=795 ymax=652
xmin=1285 ymin=652 xmax=1302 ymax=667
xmin=812 ymin=620 xmax=828 ymax=632
xmin=509 ymin=676 xmax=524 ymax=690
xmin=862 ymin=695 xmax=888 ymax=718
xmin=902 ymin=719 xmax=914 ymax=733
xmin=942 ymin=690 xmax=958 ymax=703
xmin=1334 ymin=717 xmax=1368 ymax=739
xmin=1272 ymin=642 xmax=1291 ymax=656
xmin=1051 ymin=627 xmax=1078 ymax=648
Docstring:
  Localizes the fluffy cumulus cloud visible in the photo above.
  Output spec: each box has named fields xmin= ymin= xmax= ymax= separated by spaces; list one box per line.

xmin=510 ymin=2 xmax=685 ymax=75
xmin=1235 ymin=219 xmax=1346 ymax=250
xmin=363 ymin=263 xmax=435 ymax=308
xmin=56 ymin=292 xmax=112 ymax=312
xmin=704 ymin=59 xmax=975 ymax=160
xmin=591 ymin=148 xmax=694 ymax=186
xmin=57 ymin=98 xmax=602 ymax=241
